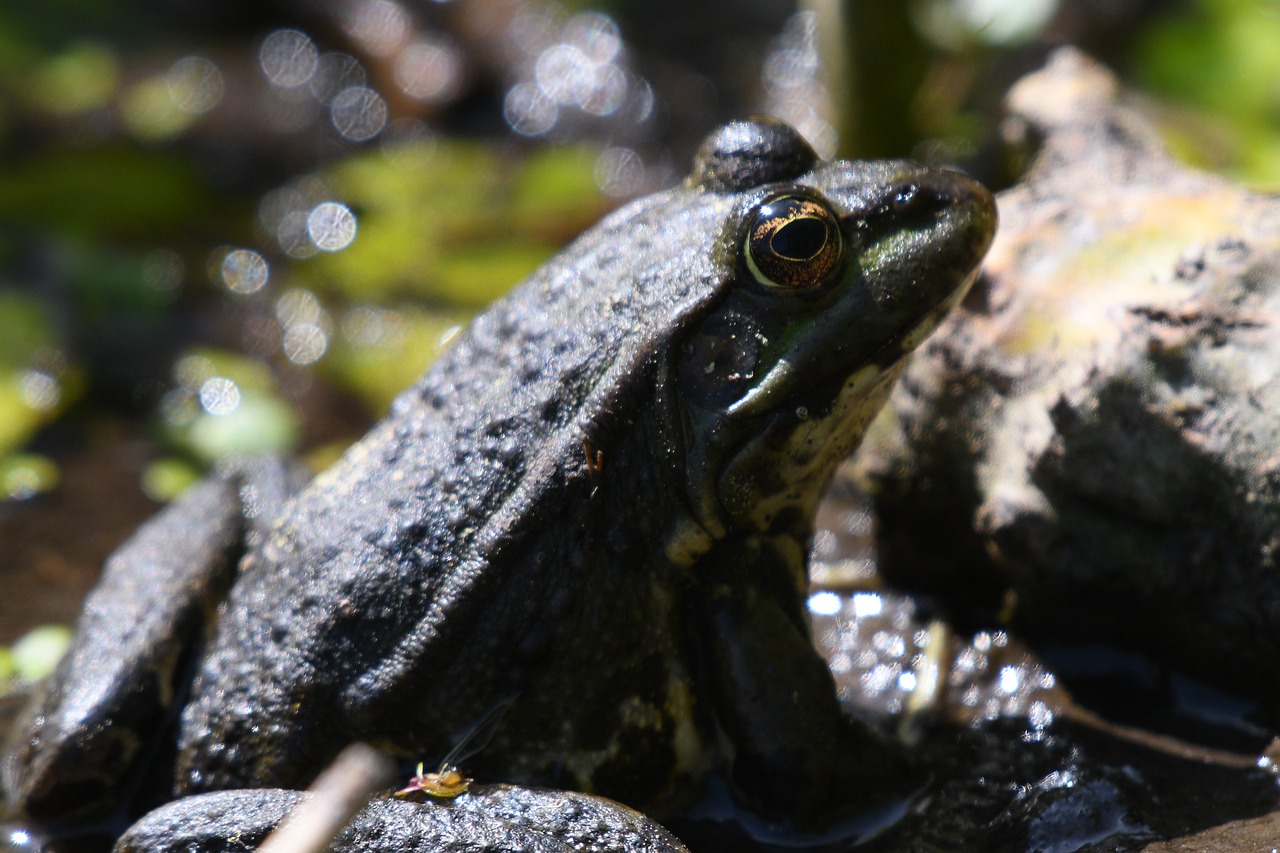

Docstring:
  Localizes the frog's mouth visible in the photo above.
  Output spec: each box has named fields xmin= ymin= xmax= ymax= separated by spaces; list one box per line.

xmin=709 ymin=267 xmax=980 ymax=537
xmin=725 ymin=265 xmax=978 ymax=421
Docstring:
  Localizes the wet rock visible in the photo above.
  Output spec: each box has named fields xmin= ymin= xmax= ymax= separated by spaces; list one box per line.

xmin=1141 ymin=808 xmax=1280 ymax=852
xmin=115 ymin=787 xmax=689 ymax=853
xmin=856 ymin=47 xmax=1280 ymax=719
xmin=808 ymin=586 xmax=1063 ymax=731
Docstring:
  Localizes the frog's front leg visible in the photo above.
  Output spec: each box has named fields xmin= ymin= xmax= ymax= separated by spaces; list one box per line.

xmin=3 ymin=458 xmax=306 ymax=825
xmin=694 ymin=538 xmax=914 ymax=828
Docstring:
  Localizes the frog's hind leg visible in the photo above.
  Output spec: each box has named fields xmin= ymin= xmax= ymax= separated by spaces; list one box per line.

xmin=2 ymin=457 xmax=307 ymax=826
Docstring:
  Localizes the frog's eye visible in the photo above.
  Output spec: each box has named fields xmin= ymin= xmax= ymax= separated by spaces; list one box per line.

xmin=745 ymin=195 xmax=843 ymax=290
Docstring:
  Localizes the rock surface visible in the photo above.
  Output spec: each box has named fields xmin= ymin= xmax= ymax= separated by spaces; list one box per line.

xmin=857 ymin=47 xmax=1280 ymax=719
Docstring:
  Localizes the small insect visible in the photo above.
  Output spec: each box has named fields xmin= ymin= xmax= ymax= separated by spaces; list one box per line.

xmin=393 ymin=696 xmax=514 ymax=803
xmin=394 ymin=761 xmax=472 ymax=801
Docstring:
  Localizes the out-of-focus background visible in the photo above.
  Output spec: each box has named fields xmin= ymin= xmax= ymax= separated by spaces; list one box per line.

xmin=1 ymin=0 xmax=1279 ymax=798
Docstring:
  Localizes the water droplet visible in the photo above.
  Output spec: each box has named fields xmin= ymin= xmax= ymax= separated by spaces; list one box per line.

xmin=438 ymin=325 xmax=463 ymax=349
xmin=997 ymin=665 xmax=1022 ymax=695
xmin=807 ymin=590 xmax=842 ymax=616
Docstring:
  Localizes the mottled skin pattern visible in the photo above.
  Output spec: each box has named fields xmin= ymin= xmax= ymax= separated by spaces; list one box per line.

xmin=6 ymin=119 xmax=995 ymax=845
xmin=178 ymin=188 xmax=739 ymax=808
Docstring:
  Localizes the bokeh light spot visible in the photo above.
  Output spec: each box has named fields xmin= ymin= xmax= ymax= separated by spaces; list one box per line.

xmin=331 ymin=86 xmax=388 ymax=141
xmin=260 ymin=29 xmax=319 ymax=88
xmin=30 ymin=43 xmax=120 ymax=116
xmin=342 ymin=0 xmax=411 ymax=57
xmin=576 ymin=62 xmax=627 ymax=116
xmin=394 ymin=37 xmax=463 ymax=103
xmin=220 ymin=248 xmax=270 ymax=294
xmin=594 ymin=146 xmax=645 ymax=197
xmin=174 ymin=354 xmax=216 ymax=391
xmin=309 ymin=53 xmax=366 ymax=103
xmin=283 ymin=323 xmax=329 ymax=365
xmin=807 ymin=591 xmax=842 ymax=616
xmin=199 ymin=376 xmax=241 ymax=415
xmin=564 ymin=12 xmax=621 ymax=64
xmin=18 ymin=370 xmax=61 ymax=412
xmin=306 ymin=202 xmax=357 ymax=252
xmin=277 ymin=289 xmax=323 ymax=325
xmin=166 ymin=56 xmax=223 ymax=114
xmin=503 ymin=82 xmax=557 ymax=137
xmin=3 ymin=455 xmax=59 ymax=501
xmin=121 ymin=76 xmax=192 ymax=140
xmin=143 ymin=250 xmax=185 ymax=299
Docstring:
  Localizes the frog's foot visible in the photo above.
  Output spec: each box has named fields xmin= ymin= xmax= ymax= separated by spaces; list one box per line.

xmin=4 ymin=458 xmax=308 ymax=825
xmin=114 ymin=786 xmax=689 ymax=853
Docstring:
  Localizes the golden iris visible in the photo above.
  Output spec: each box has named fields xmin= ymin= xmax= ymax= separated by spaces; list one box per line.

xmin=745 ymin=195 xmax=842 ymax=289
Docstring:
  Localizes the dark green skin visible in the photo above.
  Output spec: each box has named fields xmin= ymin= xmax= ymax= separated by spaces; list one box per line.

xmin=5 ymin=119 xmax=996 ymax=843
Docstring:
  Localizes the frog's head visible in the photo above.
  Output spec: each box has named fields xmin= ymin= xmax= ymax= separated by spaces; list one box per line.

xmin=667 ymin=117 xmax=996 ymax=555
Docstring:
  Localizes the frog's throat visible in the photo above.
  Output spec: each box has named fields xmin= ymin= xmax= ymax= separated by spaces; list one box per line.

xmin=664 ymin=508 xmax=719 ymax=569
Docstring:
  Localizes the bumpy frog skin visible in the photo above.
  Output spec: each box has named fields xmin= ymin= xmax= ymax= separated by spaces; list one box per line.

xmin=4 ymin=119 xmax=995 ymax=847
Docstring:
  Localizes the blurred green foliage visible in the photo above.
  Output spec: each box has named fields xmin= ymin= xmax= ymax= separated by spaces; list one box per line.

xmin=147 ymin=347 xmax=302 ymax=499
xmin=302 ymin=142 xmax=606 ymax=308
xmin=0 ymin=0 xmax=1277 ymax=512
xmin=300 ymin=138 xmax=606 ymax=417
xmin=1136 ymin=0 xmax=1280 ymax=183
xmin=325 ymin=305 xmax=471 ymax=417
xmin=0 ymin=147 xmax=219 ymax=238
xmin=0 ymin=291 xmax=79 ymax=496
xmin=0 ymin=624 xmax=74 ymax=690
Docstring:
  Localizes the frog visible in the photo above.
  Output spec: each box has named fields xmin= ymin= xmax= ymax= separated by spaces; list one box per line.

xmin=3 ymin=117 xmax=996 ymax=849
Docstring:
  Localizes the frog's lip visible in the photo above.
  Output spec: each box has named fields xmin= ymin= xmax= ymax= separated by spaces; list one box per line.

xmin=726 ymin=263 xmax=982 ymax=420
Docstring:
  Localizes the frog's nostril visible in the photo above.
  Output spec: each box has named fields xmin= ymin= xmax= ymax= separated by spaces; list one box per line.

xmin=852 ymin=183 xmax=952 ymax=233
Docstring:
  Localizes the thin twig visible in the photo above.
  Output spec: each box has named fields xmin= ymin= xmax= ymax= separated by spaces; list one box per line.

xmin=258 ymin=743 xmax=396 ymax=853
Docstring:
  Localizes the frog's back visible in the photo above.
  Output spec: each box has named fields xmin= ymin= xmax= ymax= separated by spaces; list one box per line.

xmin=175 ymin=188 xmax=733 ymax=791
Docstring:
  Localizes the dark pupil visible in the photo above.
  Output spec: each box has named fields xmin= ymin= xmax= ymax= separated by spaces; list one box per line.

xmin=770 ymin=216 xmax=826 ymax=261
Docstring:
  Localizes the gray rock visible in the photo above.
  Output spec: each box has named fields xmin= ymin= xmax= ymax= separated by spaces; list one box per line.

xmin=858 ymin=48 xmax=1280 ymax=717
